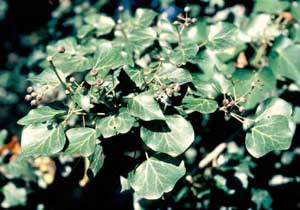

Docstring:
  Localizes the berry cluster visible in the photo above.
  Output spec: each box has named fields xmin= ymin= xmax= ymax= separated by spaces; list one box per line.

xmin=24 ymin=86 xmax=43 ymax=106
xmin=154 ymin=83 xmax=181 ymax=105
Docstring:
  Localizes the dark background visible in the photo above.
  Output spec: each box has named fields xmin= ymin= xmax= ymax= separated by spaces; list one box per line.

xmin=1 ymin=0 xmax=299 ymax=210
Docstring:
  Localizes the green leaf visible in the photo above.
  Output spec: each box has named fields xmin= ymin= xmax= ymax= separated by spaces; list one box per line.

xmin=2 ymin=156 xmax=36 ymax=180
xmin=182 ymin=20 xmax=208 ymax=44
xmin=128 ymin=92 xmax=165 ymax=121
xmin=29 ymin=68 xmax=66 ymax=87
xmin=124 ymin=66 xmax=145 ymax=88
xmin=127 ymin=27 xmax=157 ymax=50
xmin=64 ymin=128 xmax=97 ymax=157
xmin=51 ymin=54 xmax=91 ymax=74
xmin=96 ymin=108 xmax=135 ymax=138
xmin=207 ymin=22 xmax=239 ymax=50
xmin=88 ymin=144 xmax=105 ymax=177
xmin=47 ymin=37 xmax=91 ymax=73
xmin=1 ymin=183 xmax=26 ymax=208
xmin=253 ymin=97 xmax=293 ymax=122
xmin=245 ymin=14 xmax=280 ymax=43
xmin=156 ymin=63 xmax=192 ymax=85
xmin=17 ymin=106 xmax=66 ymax=125
xmin=141 ymin=115 xmax=194 ymax=157
xmin=157 ymin=18 xmax=178 ymax=45
xmin=72 ymin=93 xmax=91 ymax=112
xmin=169 ymin=40 xmax=199 ymax=65
xmin=90 ymin=42 xmax=129 ymax=77
xmin=245 ymin=115 xmax=293 ymax=158
xmin=21 ymin=124 xmax=66 ymax=157
xmin=182 ymin=96 xmax=218 ymax=114
xmin=192 ymin=71 xmax=231 ymax=98
xmin=0 ymin=129 xmax=8 ymax=146
xmin=134 ymin=8 xmax=157 ymax=27
xmin=291 ymin=2 xmax=300 ymax=21
xmin=254 ymin=0 xmax=290 ymax=14
xmin=77 ymin=25 xmax=94 ymax=39
xmin=84 ymin=14 xmax=115 ymax=36
xmin=251 ymin=188 xmax=273 ymax=210
xmin=231 ymin=67 xmax=276 ymax=109
xmin=269 ymin=43 xmax=300 ymax=82
xmin=120 ymin=176 xmax=131 ymax=193
xmin=128 ymin=157 xmax=186 ymax=199
xmin=47 ymin=37 xmax=89 ymax=56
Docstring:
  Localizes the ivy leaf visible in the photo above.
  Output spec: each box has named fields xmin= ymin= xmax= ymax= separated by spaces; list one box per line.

xmin=64 ymin=128 xmax=97 ymax=157
xmin=157 ymin=18 xmax=178 ymax=45
xmin=21 ymin=124 xmax=66 ymax=157
xmin=1 ymin=183 xmax=26 ymax=208
xmin=120 ymin=176 xmax=131 ymax=193
xmin=251 ymin=188 xmax=273 ymax=210
xmin=52 ymin=54 xmax=91 ymax=74
xmin=96 ymin=108 xmax=135 ymax=138
xmin=2 ymin=156 xmax=36 ymax=180
xmin=253 ymin=97 xmax=293 ymax=122
xmin=182 ymin=20 xmax=208 ymax=44
xmin=47 ymin=37 xmax=91 ymax=74
xmin=244 ymin=97 xmax=295 ymax=135
xmin=17 ymin=106 xmax=66 ymax=125
xmin=29 ymin=68 xmax=66 ymax=87
xmin=156 ymin=63 xmax=192 ymax=85
xmin=192 ymin=71 xmax=231 ymax=98
xmin=127 ymin=27 xmax=157 ymax=50
xmin=134 ymin=8 xmax=157 ymax=27
xmin=72 ymin=93 xmax=91 ymax=112
xmin=169 ymin=40 xmax=199 ymax=65
xmin=182 ymin=96 xmax=218 ymax=114
xmin=231 ymin=67 xmax=276 ymax=109
xmin=90 ymin=42 xmax=129 ymax=77
xmin=123 ymin=66 xmax=145 ymax=88
xmin=128 ymin=92 xmax=165 ymax=121
xmin=254 ymin=0 xmax=290 ymax=14
xmin=47 ymin=37 xmax=89 ymax=56
xmin=245 ymin=115 xmax=293 ymax=158
xmin=141 ymin=115 xmax=194 ymax=157
xmin=0 ymin=129 xmax=8 ymax=146
xmin=88 ymin=144 xmax=105 ymax=177
xmin=207 ymin=22 xmax=239 ymax=50
xmin=269 ymin=43 xmax=300 ymax=82
xmin=128 ymin=157 xmax=186 ymax=199
xmin=84 ymin=14 xmax=115 ymax=36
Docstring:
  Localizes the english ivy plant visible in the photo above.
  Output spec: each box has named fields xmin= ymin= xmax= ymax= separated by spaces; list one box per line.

xmin=16 ymin=0 xmax=299 ymax=203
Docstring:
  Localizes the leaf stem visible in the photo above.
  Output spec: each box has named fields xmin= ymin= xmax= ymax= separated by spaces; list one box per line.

xmin=252 ymin=42 xmax=267 ymax=67
xmin=47 ymin=56 xmax=74 ymax=94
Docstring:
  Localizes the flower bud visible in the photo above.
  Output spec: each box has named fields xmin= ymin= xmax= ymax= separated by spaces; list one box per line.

xmin=46 ymin=56 xmax=53 ymax=62
xmin=118 ymin=5 xmax=124 ymax=11
xmin=27 ymin=86 xmax=33 ymax=93
xmin=90 ymin=69 xmax=98 ymax=76
xmin=222 ymin=98 xmax=229 ymax=106
xmin=36 ymin=95 xmax=43 ymax=101
xmin=31 ymin=92 xmax=37 ymax=97
xmin=239 ymin=106 xmax=245 ymax=113
xmin=96 ymin=78 xmax=104 ymax=86
xmin=58 ymin=46 xmax=65 ymax=53
xmin=239 ymin=97 xmax=246 ymax=103
xmin=160 ymin=84 xmax=166 ymax=90
xmin=184 ymin=6 xmax=190 ymax=12
xmin=30 ymin=100 xmax=37 ymax=106
xmin=69 ymin=77 xmax=76 ymax=82
xmin=25 ymin=94 xmax=31 ymax=101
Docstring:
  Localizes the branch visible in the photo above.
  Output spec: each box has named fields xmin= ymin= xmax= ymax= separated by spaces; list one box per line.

xmin=198 ymin=143 xmax=227 ymax=168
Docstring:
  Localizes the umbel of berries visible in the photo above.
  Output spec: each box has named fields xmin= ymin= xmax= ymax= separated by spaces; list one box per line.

xmin=25 ymin=86 xmax=42 ymax=106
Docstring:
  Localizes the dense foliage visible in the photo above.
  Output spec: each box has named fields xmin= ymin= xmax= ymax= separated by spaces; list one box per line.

xmin=1 ymin=0 xmax=300 ymax=209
